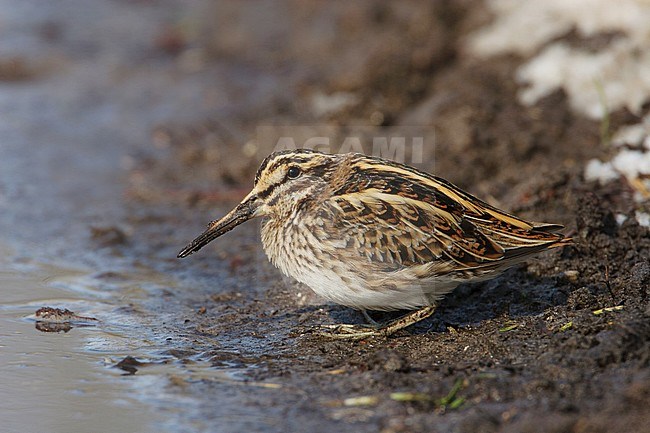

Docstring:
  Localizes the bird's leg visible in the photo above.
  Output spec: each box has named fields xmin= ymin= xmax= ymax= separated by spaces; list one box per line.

xmin=361 ymin=309 xmax=380 ymax=327
xmin=377 ymin=306 xmax=436 ymax=336
xmin=318 ymin=306 xmax=436 ymax=340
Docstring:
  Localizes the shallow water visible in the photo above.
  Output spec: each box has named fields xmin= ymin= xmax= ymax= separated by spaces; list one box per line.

xmin=0 ymin=244 xmax=282 ymax=433
xmin=0 ymin=250 xmax=158 ymax=433
xmin=0 ymin=0 xmax=281 ymax=431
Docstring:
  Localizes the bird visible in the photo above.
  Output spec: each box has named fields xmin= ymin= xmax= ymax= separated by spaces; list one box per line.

xmin=178 ymin=149 xmax=571 ymax=339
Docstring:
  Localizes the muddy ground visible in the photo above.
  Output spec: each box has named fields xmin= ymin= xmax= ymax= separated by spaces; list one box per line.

xmin=5 ymin=1 xmax=649 ymax=432
xmin=111 ymin=2 xmax=650 ymax=432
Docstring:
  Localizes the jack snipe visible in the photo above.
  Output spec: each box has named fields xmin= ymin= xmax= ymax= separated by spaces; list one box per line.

xmin=178 ymin=149 xmax=571 ymax=339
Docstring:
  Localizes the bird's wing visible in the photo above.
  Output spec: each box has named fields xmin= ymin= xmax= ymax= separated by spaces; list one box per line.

xmin=318 ymin=190 xmax=505 ymax=271
xmin=318 ymin=157 xmax=568 ymax=274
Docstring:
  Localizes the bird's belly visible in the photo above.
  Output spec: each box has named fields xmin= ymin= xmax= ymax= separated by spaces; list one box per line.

xmin=294 ymin=264 xmax=443 ymax=311
xmin=260 ymin=218 xmax=444 ymax=310
xmin=294 ymin=266 xmax=380 ymax=308
xmin=263 ymin=244 xmax=433 ymax=310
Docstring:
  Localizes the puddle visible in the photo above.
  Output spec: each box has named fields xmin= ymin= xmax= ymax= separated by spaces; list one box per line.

xmin=0 ymin=0 xmax=292 ymax=429
xmin=0 ymin=241 xmax=284 ymax=433
xmin=0 ymin=253 xmax=159 ymax=433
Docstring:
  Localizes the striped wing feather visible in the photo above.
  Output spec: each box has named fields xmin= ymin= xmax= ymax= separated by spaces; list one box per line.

xmin=322 ymin=154 xmax=568 ymax=276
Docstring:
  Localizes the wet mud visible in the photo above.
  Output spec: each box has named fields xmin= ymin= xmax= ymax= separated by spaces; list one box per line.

xmin=2 ymin=1 xmax=649 ymax=432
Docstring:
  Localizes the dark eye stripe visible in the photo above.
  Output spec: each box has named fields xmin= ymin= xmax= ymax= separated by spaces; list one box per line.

xmin=257 ymin=182 xmax=280 ymax=199
xmin=255 ymin=152 xmax=335 ymax=202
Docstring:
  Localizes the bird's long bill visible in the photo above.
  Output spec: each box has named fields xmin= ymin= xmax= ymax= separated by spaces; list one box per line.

xmin=177 ymin=192 xmax=258 ymax=258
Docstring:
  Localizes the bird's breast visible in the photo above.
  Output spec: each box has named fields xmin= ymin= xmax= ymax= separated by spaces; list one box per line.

xmin=260 ymin=215 xmax=322 ymax=279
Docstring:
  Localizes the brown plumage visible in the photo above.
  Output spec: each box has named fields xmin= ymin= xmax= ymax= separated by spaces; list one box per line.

xmin=178 ymin=149 xmax=571 ymax=338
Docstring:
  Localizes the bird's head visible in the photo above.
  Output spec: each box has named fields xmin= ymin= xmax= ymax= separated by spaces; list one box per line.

xmin=177 ymin=149 xmax=340 ymax=258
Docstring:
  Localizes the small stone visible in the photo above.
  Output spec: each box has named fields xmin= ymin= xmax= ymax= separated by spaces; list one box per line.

xmin=563 ymin=270 xmax=579 ymax=283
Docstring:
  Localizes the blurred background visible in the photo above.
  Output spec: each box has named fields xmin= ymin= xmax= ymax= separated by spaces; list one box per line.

xmin=1 ymin=1 xmax=649 ymax=433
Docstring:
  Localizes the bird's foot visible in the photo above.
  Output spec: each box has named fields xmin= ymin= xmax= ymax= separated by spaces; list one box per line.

xmin=317 ymin=323 xmax=383 ymax=340
xmin=316 ymin=306 xmax=437 ymax=340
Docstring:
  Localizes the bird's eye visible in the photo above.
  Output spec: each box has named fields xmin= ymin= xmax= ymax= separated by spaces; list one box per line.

xmin=287 ymin=166 xmax=301 ymax=179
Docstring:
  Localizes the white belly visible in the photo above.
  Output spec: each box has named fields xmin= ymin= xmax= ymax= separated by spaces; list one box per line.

xmin=260 ymin=216 xmax=461 ymax=310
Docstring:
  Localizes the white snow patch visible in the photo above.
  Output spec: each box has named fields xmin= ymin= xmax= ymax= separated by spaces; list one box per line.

xmin=585 ymin=114 xmax=650 ymax=195
xmin=467 ymin=0 xmax=650 ymax=119
xmin=636 ymin=211 xmax=650 ymax=227
xmin=517 ymin=41 xmax=650 ymax=119
xmin=585 ymin=158 xmax=620 ymax=185
xmin=613 ymin=121 xmax=650 ymax=147
xmin=611 ymin=149 xmax=650 ymax=180
xmin=468 ymin=0 xmax=650 ymax=57
xmin=467 ymin=0 xmax=650 ymax=224
xmin=615 ymin=213 xmax=629 ymax=225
